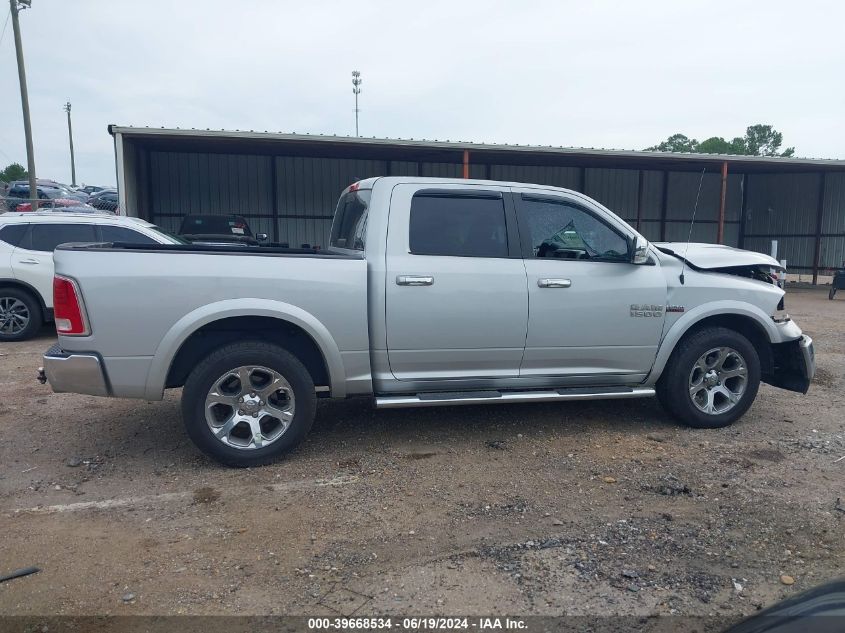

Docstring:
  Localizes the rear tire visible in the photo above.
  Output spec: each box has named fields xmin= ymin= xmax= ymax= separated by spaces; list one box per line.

xmin=181 ymin=340 xmax=316 ymax=467
xmin=0 ymin=287 xmax=42 ymax=342
xmin=656 ymin=326 xmax=760 ymax=429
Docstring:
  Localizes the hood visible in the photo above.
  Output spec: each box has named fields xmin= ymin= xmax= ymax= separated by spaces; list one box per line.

xmin=654 ymin=242 xmax=784 ymax=271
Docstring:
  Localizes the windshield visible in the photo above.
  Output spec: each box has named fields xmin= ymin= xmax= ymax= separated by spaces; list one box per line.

xmin=178 ymin=216 xmax=252 ymax=237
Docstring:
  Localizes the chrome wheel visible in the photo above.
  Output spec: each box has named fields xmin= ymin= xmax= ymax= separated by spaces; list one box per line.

xmin=204 ymin=365 xmax=295 ymax=450
xmin=0 ymin=297 xmax=30 ymax=336
xmin=688 ymin=347 xmax=748 ymax=415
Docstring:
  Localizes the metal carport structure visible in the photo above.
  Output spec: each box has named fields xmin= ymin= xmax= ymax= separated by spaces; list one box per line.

xmin=110 ymin=126 xmax=845 ymax=283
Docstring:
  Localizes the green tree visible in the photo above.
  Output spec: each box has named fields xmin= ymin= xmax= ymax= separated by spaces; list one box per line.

xmin=0 ymin=163 xmax=27 ymax=182
xmin=646 ymin=125 xmax=794 ymax=157
xmin=743 ymin=124 xmax=794 ymax=157
xmin=645 ymin=133 xmax=699 ymax=153
xmin=697 ymin=136 xmax=747 ymax=155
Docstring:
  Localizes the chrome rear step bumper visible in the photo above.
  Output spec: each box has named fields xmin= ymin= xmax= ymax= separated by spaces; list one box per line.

xmin=375 ymin=387 xmax=655 ymax=408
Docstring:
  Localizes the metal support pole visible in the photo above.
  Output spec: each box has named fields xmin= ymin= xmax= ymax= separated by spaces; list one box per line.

xmin=64 ymin=102 xmax=76 ymax=186
xmin=659 ymin=171 xmax=669 ymax=241
xmin=635 ymin=170 xmax=645 ymax=231
xmin=462 ymin=150 xmax=470 ymax=179
xmin=10 ymin=0 xmax=37 ymax=203
xmin=812 ymin=171 xmax=827 ymax=285
xmin=717 ymin=160 xmax=728 ymax=244
xmin=738 ymin=173 xmax=749 ymax=249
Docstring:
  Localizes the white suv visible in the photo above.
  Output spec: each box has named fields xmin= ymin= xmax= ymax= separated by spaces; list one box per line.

xmin=0 ymin=212 xmax=181 ymax=341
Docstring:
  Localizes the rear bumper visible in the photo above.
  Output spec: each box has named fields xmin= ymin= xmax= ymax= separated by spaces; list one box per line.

xmin=41 ymin=344 xmax=110 ymax=397
xmin=763 ymin=335 xmax=815 ymax=394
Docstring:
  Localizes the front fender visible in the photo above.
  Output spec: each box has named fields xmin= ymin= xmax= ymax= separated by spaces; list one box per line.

xmin=645 ymin=301 xmax=785 ymax=386
xmin=143 ymin=298 xmax=347 ymax=400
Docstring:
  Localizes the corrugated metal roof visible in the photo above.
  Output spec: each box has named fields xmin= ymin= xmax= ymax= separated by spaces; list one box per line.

xmin=108 ymin=125 xmax=845 ymax=169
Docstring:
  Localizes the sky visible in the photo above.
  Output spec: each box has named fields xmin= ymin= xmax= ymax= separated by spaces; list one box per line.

xmin=0 ymin=0 xmax=843 ymax=186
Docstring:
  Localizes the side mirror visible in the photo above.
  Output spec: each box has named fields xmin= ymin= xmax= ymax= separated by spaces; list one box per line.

xmin=256 ymin=233 xmax=268 ymax=242
xmin=631 ymin=237 xmax=650 ymax=265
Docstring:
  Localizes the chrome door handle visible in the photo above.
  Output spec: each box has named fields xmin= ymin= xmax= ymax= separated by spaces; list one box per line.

xmin=17 ymin=259 xmax=39 ymax=265
xmin=538 ymin=278 xmax=571 ymax=288
xmin=396 ymin=275 xmax=434 ymax=286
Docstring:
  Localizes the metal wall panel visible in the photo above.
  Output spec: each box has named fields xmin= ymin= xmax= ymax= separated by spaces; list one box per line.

xmin=664 ymin=221 xmax=717 ymax=243
xmin=638 ymin=220 xmax=662 ymax=242
xmin=821 ymin=172 xmax=845 ymax=234
xmin=742 ymin=236 xmax=815 ymax=269
xmin=421 ymin=162 xmax=462 ymax=178
xmin=275 ymin=156 xmax=385 ymax=247
xmin=744 ymin=173 xmax=821 ymax=236
xmin=819 ymin=236 xmax=845 ymax=270
xmin=141 ymin=144 xmax=844 ymax=277
xmin=389 ymin=161 xmax=419 ymax=177
xmin=584 ymin=168 xmax=638 ymax=221
xmin=489 ymin=164 xmax=581 ymax=189
xmin=150 ymin=151 xmax=274 ymax=218
xmin=640 ymin=171 xmax=665 ymax=221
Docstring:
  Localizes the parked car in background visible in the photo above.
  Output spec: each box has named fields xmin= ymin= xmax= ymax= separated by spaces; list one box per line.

xmin=79 ymin=185 xmax=108 ymax=196
xmin=88 ymin=189 xmax=119 ymax=213
xmin=4 ymin=184 xmax=69 ymax=212
xmin=178 ymin=214 xmax=268 ymax=246
xmin=0 ymin=212 xmax=184 ymax=341
xmin=14 ymin=199 xmax=98 ymax=213
xmin=11 ymin=181 xmax=89 ymax=204
xmin=41 ymin=177 xmax=814 ymax=467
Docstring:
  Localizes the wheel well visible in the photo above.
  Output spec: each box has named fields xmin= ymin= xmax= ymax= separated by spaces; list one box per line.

xmin=0 ymin=280 xmax=49 ymax=320
xmin=680 ymin=314 xmax=773 ymax=374
xmin=166 ymin=316 xmax=330 ymax=390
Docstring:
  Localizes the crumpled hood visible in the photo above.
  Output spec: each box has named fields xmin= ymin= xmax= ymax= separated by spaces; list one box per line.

xmin=655 ymin=242 xmax=784 ymax=270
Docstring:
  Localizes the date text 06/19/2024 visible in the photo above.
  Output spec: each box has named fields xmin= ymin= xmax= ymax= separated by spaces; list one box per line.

xmin=307 ymin=617 xmax=527 ymax=630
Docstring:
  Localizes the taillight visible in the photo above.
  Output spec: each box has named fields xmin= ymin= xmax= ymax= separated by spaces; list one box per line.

xmin=53 ymin=275 xmax=90 ymax=336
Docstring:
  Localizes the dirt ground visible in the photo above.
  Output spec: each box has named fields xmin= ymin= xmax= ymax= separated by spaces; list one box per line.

xmin=0 ymin=288 xmax=843 ymax=621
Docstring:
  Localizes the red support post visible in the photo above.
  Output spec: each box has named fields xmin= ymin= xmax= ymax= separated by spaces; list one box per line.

xmin=462 ymin=149 xmax=470 ymax=179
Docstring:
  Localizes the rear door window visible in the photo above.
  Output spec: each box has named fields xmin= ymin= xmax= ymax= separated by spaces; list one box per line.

xmin=0 ymin=224 xmax=29 ymax=247
xmin=409 ymin=192 xmax=508 ymax=258
xmin=29 ymin=224 xmax=97 ymax=252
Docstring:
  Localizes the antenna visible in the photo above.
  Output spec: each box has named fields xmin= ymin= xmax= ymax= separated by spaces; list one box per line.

xmin=679 ymin=167 xmax=707 ymax=285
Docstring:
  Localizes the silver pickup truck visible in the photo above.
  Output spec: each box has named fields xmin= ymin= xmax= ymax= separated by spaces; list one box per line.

xmin=41 ymin=177 xmax=815 ymax=467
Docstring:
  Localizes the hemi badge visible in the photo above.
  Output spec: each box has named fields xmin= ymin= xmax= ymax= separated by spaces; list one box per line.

xmin=666 ymin=305 xmax=685 ymax=313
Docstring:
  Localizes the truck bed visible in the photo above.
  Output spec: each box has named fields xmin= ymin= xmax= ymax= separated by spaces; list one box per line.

xmin=52 ymin=242 xmax=370 ymax=399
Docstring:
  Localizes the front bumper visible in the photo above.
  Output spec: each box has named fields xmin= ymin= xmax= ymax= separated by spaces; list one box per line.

xmin=764 ymin=335 xmax=815 ymax=394
xmin=41 ymin=344 xmax=110 ymax=397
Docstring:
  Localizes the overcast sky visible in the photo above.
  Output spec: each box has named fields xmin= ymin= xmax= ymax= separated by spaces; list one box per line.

xmin=1 ymin=0 xmax=843 ymax=185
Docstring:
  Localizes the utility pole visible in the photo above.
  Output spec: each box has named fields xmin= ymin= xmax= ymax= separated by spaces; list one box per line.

xmin=351 ymin=70 xmax=362 ymax=137
xmin=10 ymin=0 xmax=37 ymax=200
xmin=63 ymin=102 xmax=76 ymax=186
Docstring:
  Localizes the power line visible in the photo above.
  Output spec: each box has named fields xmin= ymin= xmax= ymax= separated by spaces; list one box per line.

xmin=0 ymin=8 xmax=11 ymax=47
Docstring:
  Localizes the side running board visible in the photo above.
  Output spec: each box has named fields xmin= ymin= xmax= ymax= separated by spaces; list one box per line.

xmin=374 ymin=386 xmax=654 ymax=409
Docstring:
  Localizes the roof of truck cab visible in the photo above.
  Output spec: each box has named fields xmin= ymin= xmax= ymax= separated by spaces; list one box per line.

xmin=360 ymin=175 xmax=586 ymax=193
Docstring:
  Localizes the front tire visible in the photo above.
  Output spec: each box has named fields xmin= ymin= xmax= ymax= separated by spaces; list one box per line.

xmin=656 ymin=327 xmax=760 ymax=429
xmin=181 ymin=341 xmax=316 ymax=467
xmin=0 ymin=288 xmax=42 ymax=342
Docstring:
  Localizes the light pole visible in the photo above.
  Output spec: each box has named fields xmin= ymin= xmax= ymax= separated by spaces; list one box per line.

xmin=63 ymin=102 xmax=76 ymax=186
xmin=10 ymin=0 xmax=36 ymax=200
xmin=351 ymin=70 xmax=362 ymax=137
